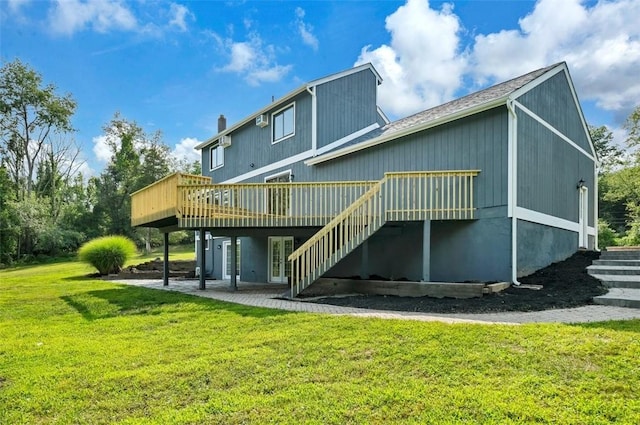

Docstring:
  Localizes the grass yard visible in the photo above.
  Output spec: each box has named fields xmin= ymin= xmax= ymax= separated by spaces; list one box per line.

xmin=1 ymin=257 xmax=639 ymax=424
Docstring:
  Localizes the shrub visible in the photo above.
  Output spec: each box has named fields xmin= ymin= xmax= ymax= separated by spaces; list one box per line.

xmin=78 ymin=236 xmax=137 ymax=275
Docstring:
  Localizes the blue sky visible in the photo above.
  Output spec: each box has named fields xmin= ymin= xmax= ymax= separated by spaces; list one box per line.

xmin=1 ymin=0 xmax=639 ymax=176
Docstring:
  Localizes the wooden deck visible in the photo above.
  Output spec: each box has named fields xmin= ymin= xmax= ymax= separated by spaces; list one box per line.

xmin=131 ymin=170 xmax=480 ymax=230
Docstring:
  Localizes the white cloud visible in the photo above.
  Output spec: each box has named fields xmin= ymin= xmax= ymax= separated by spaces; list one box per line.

xmin=471 ymin=0 xmax=640 ymax=113
xmin=217 ymin=32 xmax=293 ymax=85
xmin=172 ymin=137 xmax=201 ymax=164
xmin=355 ymin=0 xmax=466 ymax=118
xmin=47 ymin=0 xmax=137 ymax=35
xmin=295 ymin=7 xmax=319 ymax=51
xmin=168 ymin=3 xmax=193 ymax=32
xmin=92 ymin=135 xmax=113 ymax=164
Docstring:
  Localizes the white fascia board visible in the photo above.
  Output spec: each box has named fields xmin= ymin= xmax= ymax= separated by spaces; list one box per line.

xmin=306 ymin=97 xmax=508 ymax=165
xmin=313 ymin=123 xmax=380 ymax=157
xmin=195 ymin=85 xmax=308 ymax=151
xmin=309 ymin=63 xmax=383 ymax=87
xmin=377 ymin=106 xmax=390 ymax=125
xmin=513 ymin=100 xmax=595 ymax=161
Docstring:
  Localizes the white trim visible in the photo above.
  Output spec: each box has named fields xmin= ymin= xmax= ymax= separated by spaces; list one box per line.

xmin=506 ymin=99 xmax=518 ymax=284
xmin=271 ymin=102 xmax=296 ymax=144
xmin=308 ymin=63 xmax=382 ymax=88
xmin=264 ymin=169 xmax=292 ymax=183
xmin=594 ymin=164 xmax=599 ymax=249
xmin=377 ymin=106 xmax=390 ymax=125
xmin=221 ymin=150 xmax=313 ymax=183
xmin=209 ymin=143 xmax=224 ymax=171
xmin=579 ymin=186 xmax=589 ymax=248
xmin=513 ymin=100 xmax=595 ymax=161
xmin=308 ymin=86 xmax=317 ymax=153
xmin=510 ymin=63 xmax=597 ymax=159
xmin=305 ymin=97 xmax=508 ymax=165
xmin=221 ymin=124 xmax=382 ymax=183
xmin=509 ymin=64 xmax=565 ymax=100
xmin=515 ymin=206 xmax=580 ymax=233
xmin=222 ymin=239 xmax=241 ymax=280
xmin=315 ymin=123 xmax=380 ymax=156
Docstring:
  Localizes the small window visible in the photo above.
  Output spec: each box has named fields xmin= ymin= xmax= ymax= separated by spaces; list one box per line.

xmin=210 ymin=143 xmax=224 ymax=170
xmin=272 ymin=103 xmax=295 ymax=143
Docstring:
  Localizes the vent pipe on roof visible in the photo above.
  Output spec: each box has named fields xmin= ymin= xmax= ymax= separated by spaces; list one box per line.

xmin=218 ymin=114 xmax=226 ymax=133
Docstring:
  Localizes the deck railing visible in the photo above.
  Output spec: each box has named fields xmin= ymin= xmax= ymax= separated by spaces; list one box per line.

xmin=177 ymin=181 xmax=376 ymax=228
xmin=131 ymin=173 xmax=211 ymax=227
xmin=288 ymin=170 xmax=480 ymax=296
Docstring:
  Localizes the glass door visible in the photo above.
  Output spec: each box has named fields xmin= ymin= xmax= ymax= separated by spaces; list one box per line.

xmin=222 ymin=239 xmax=241 ymax=280
xmin=268 ymin=236 xmax=294 ymax=283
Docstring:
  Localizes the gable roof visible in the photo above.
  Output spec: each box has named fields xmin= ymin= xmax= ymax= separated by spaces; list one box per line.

xmin=306 ymin=62 xmax=566 ymax=165
xmin=195 ymin=63 xmax=382 ymax=150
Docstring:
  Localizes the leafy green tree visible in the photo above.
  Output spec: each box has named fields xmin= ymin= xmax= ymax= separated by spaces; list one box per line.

xmin=598 ymin=106 xmax=640 ymax=244
xmin=0 ymin=59 xmax=76 ymax=199
xmin=589 ymin=125 xmax=622 ymax=174
xmin=92 ymin=113 xmax=172 ymax=250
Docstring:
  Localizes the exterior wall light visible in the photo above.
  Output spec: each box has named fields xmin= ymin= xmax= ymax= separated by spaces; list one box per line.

xmin=577 ymin=179 xmax=585 ymax=189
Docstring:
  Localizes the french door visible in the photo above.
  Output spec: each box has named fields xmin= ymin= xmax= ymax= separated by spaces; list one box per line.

xmin=268 ymin=236 xmax=294 ymax=283
xmin=222 ymin=239 xmax=241 ymax=280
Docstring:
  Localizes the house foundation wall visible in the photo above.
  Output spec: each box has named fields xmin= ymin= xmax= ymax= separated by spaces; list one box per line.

xmin=516 ymin=220 xmax=578 ymax=278
xmin=430 ymin=218 xmax=512 ymax=282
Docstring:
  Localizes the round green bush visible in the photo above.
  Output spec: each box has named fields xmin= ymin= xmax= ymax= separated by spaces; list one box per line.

xmin=78 ymin=236 xmax=137 ymax=275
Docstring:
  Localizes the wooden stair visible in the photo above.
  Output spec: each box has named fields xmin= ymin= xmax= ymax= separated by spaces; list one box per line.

xmin=288 ymin=171 xmax=479 ymax=298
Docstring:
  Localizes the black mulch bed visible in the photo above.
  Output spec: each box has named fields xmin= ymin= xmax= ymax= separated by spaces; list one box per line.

xmin=312 ymin=251 xmax=609 ymax=313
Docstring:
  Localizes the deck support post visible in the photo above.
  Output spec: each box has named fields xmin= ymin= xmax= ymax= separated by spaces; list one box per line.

xmin=199 ymin=228 xmax=206 ymax=290
xmin=230 ymin=236 xmax=238 ymax=291
xmin=422 ymin=220 xmax=431 ymax=282
xmin=163 ymin=232 xmax=169 ymax=287
xmin=360 ymin=239 xmax=369 ymax=279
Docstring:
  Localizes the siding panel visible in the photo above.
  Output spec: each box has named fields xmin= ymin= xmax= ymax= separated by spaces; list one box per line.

xmin=316 ymin=69 xmax=378 ymax=148
xmin=518 ymin=72 xmax=592 ymax=155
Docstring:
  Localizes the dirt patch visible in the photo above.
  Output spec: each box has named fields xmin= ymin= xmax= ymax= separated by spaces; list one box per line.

xmin=313 ymin=251 xmax=608 ymax=313
xmin=108 ymin=259 xmax=196 ymax=279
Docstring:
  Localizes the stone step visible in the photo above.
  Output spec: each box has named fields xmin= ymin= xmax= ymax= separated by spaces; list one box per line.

xmin=592 ymin=259 xmax=640 ymax=267
xmin=589 ymin=274 xmax=640 ymax=289
xmin=593 ymin=288 xmax=640 ymax=309
xmin=587 ymin=265 xmax=640 ymax=276
xmin=600 ymin=251 xmax=640 ymax=260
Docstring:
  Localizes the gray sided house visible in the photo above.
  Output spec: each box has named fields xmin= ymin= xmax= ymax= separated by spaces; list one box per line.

xmin=132 ymin=62 xmax=596 ymax=297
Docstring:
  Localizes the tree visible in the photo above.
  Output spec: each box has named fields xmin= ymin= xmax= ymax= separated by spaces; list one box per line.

xmin=0 ymin=59 xmax=76 ymax=199
xmin=589 ymin=125 xmax=622 ymax=174
xmin=598 ymin=106 xmax=640 ymax=244
xmin=92 ymin=113 xmax=172 ymax=249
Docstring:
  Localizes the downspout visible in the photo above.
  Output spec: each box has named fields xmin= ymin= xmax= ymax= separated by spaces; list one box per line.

xmin=594 ymin=162 xmax=600 ymax=251
xmin=307 ymin=85 xmax=317 ymax=155
xmin=506 ymin=99 xmax=521 ymax=286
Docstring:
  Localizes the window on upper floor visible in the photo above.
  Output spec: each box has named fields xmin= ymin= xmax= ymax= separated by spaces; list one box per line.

xmin=210 ymin=142 xmax=224 ymax=170
xmin=272 ymin=103 xmax=295 ymax=144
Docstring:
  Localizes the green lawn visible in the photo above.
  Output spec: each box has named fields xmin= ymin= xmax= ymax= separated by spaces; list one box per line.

xmin=1 ymin=258 xmax=639 ymax=424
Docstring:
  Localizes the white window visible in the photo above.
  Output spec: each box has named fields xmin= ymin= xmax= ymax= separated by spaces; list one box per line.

xmin=272 ymin=103 xmax=295 ymax=143
xmin=210 ymin=143 xmax=224 ymax=170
